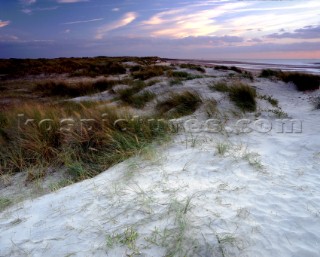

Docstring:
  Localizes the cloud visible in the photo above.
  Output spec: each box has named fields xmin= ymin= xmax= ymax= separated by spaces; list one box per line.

xmin=0 ymin=34 xmax=19 ymax=42
xmin=22 ymin=6 xmax=58 ymax=14
xmin=138 ymin=0 xmax=320 ymax=40
xmin=0 ymin=20 xmax=10 ymax=28
xmin=57 ymin=0 xmax=88 ymax=3
xmin=63 ymin=18 xmax=104 ymax=25
xmin=112 ymin=8 xmax=119 ymax=12
xmin=267 ymin=25 xmax=320 ymax=39
xmin=22 ymin=9 xmax=32 ymax=14
xmin=248 ymin=38 xmax=262 ymax=43
xmin=20 ymin=0 xmax=36 ymax=5
xmin=141 ymin=2 xmax=251 ymax=38
xmin=176 ymin=36 xmax=244 ymax=46
xmin=1 ymin=36 xmax=320 ymax=59
xmin=96 ymin=12 xmax=138 ymax=39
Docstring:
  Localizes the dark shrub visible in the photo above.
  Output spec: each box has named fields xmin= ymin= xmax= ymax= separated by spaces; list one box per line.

xmin=230 ymin=66 xmax=242 ymax=73
xmin=214 ymin=65 xmax=229 ymax=71
xmin=280 ymin=72 xmax=320 ymax=91
xmin=35 ymin=81 xmax=95 ymax=97
xmin=259 ymin=69 xmax=282 ymax=78
xmin=93 ymin=79 xmax=118 ymax=91
xmin=130 ymin=65 xmax=142 ymax=72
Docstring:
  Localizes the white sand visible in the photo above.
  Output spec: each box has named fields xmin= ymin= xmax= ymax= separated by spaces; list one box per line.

xmin=1 ymin=69 xmax=320 ymax=257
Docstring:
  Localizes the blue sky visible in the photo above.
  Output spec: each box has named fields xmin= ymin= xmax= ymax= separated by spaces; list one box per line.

xmin=0 ymin=0 xmax=319 ymax=59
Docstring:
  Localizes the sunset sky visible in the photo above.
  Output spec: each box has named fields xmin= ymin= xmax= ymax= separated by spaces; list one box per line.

xmin=0 ymin=0 xmax=319 ymax=59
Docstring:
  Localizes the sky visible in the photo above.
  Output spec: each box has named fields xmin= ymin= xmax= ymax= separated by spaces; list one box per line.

xmin=0 ymin=0 xmax=319 ymax=59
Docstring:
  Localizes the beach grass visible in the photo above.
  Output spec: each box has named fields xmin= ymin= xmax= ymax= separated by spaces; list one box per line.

xmin=208 ymin=81 xmax=229 ymax=92
xmin=229 ymin=83 xmax=257 ymax=112
xmin=0 ymin=102 xmax=171 ymax=181
xmin=209 ymin=81 xmax=257 ymax=112
xmin=156 ymin=90 xmax=202 ymax=118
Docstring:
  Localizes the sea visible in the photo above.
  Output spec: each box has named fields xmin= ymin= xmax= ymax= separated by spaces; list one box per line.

xmin=207 ymin=59 xmax=320 ymax=74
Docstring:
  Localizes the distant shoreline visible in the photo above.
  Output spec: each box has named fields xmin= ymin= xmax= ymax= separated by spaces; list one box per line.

xmin=163 ymin=58 xmax=320 ymax=74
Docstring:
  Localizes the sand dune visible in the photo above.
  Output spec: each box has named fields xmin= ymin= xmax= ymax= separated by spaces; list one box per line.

xmin=1 ymin=63 xmax=320 ymax=257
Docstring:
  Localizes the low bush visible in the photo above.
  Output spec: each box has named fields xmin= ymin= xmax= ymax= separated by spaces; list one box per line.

xmin=132 ymin=66 xmax=166 ymax=80
xmin=0 ymin=57 xmax=160 ymax=79
xmin=34 ymin=79 xmax=129 ymax=98
xmin=35 ymin=81 xmax=95 ymax=97
xmin=259 ymin=69 xmax=282 ymax=78
xmin=70 ymin=62 xmax=126 ymax=77
xmin=180 ymin=64 xmax=205 ymax=73
xmin=92 ymin=79 xmax=119 ymax=91
xmin=156 ymin=91 xmax=202 ymax=118
xmin=129 ymin=65 xmax=142 ymax=72
xmin=168 ymin=71 xmax=203 ymax=80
